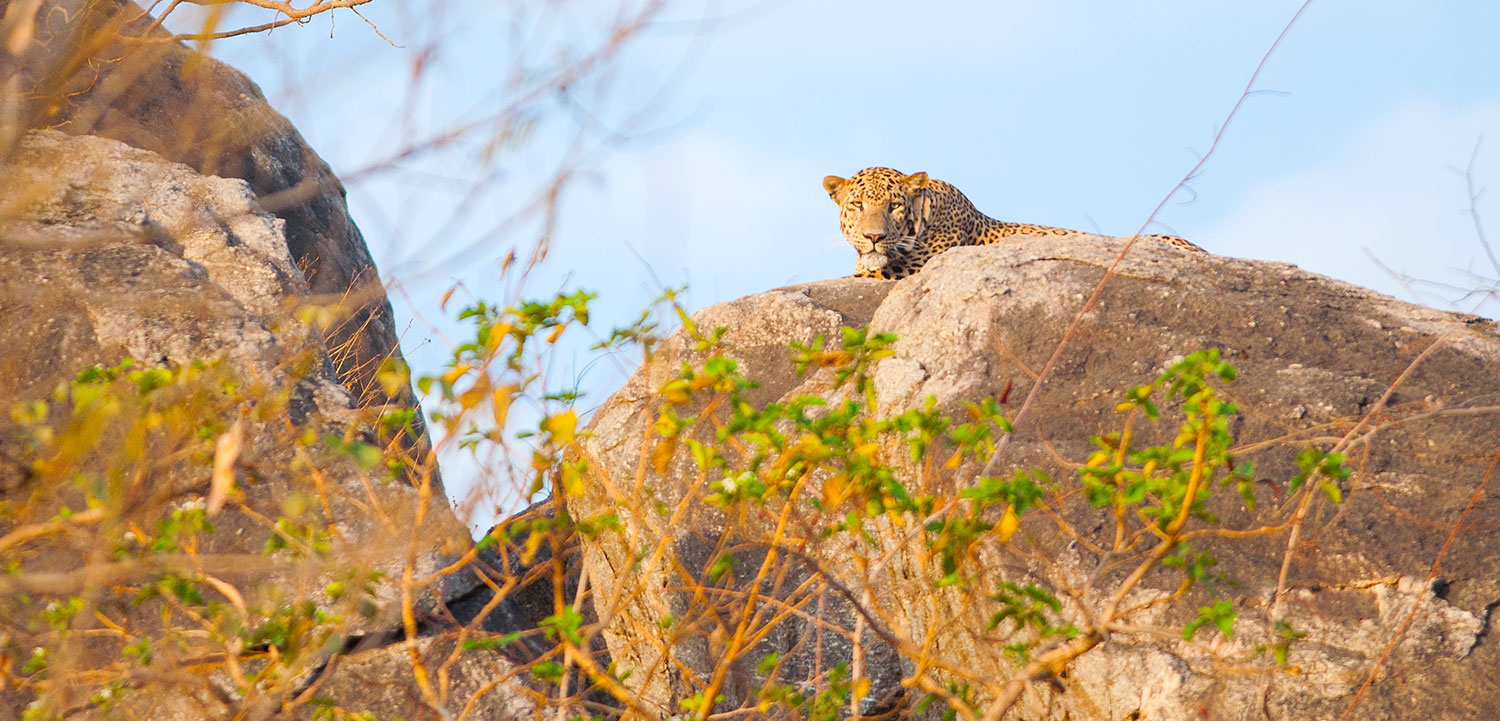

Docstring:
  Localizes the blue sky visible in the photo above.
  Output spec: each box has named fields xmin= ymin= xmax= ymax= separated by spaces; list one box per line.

xmin=200 ymin=1 xmax=1500 ymax=527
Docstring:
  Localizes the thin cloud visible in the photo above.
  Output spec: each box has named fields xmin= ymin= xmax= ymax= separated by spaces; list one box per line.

xmin=1204 ymin=100 xmax=1500 ymax=314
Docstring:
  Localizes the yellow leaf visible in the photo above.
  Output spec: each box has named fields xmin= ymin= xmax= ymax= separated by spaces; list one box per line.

xmin=459 ymin=382 xmax=489 ymax=410
xmin=487 ymin=323 xmax=512 ymax=352
xmin=296 ymin=304 xmax=336 ymax=330
xmin=652 ymin=413 xmax=679 ymax=437
xmin=818 ymin=351 xmax=852 ymax=367
xmin=943 ymin=450 xmax=962 ymax=469
xmin=851 ymin=677 xmax=871 ymax=702
xmin=660 ymin=379 xmax=693 ymax=405
xmin=443 ymin=364 xmax=470 ymax=386
xmin=544 ymin=409 xmax=578 ymax=445
xmin=531 ymin=450 xmax=550 ymax=471
xmin=492 ymin=384 xmax=518 ymax=428
xmin=560 ymin=462 xmax=585 ymax=497
xmin=821 ymin=474 xmax=849 ymax=506
xmin=208 ymin=416 xmax=244 ymax=516
xmin=795 ymin=434 xmax=824 ymax=455
xmin=651 ymin=438 xmax=677 ymax=473
xmin=521 ymin=530 xmax=544 ymax=564
xmin=996 ymin=504 xmax=1020 ymax=544
xmin=377 ymin=359 xmax=411 ymax=396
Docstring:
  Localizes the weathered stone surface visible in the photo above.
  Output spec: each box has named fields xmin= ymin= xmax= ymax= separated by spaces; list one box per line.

xmin=0 ymin=130 xmax=511 ymax=721
xmin=2 ymin=0 xmax=426 ymax=480
xmin=293 ymin=637 xmax=542 ymax=721
xmin=574 ymin=236 xmax=1500 ymax=720
xmin=0 ymin=130 xmax=307 ymax=391
xmin=0 ymin=5 xmax=549 ymax=712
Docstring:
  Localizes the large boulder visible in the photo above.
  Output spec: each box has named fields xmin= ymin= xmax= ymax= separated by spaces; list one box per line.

xmin=573 ymin=237 xmax=1500 ymax=720
xmin=0 ymin=130 xmax=538 ymax=721
xmin=2 ymin=0 xmax=427 ymax=477
xmin=1 ymin=5 xmax=583 ymax=716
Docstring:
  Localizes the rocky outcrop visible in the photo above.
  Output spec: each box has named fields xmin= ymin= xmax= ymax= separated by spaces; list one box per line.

xmin=1 ymin=131 xmax=310 ymax=395
xmin=0 ymin=130 xmax=542 ymax=721
xmin=0 ymin=3 xmax=583 ymax=714
xmin=573 ymin=237 xmax=1500 ymax=720
xmin=7 ymin=7 xmax=1499 ymax=718
xmin=2 ymin=0 xmax=425 ymax=478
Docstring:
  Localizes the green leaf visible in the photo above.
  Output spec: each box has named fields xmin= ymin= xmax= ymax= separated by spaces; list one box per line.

xmin=531 ymin=660 xmax=565 ymax=683
xmin=464 ymin=631 xmax=523 ymax=651
xmin=540 ymin=607 xmax=585 ymax=644
xmin=709 ymin=553 xmax=737 ymax=583
xmin=1184 ymin=599 xmax=1236 ymax=640
xmin=1320 ymin=480 xmax=1343 ymax=503
xmin=350 ymin=442 xmax=383 ymax=469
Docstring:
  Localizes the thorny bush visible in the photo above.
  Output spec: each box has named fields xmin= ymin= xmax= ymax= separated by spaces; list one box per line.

xmin=1 ymin=286 xmax=1351 ymax=721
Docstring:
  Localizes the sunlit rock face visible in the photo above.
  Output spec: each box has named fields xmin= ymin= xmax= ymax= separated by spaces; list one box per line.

xmin=576 ymin=235 xmax=1500 ymax=721
xmin=0 ymin=129 xmax=547 ymax=721
xmin=0 ymin=5 xmax=557 ymax=715
xmin=5 ymin=0 xmax=423 ymax=475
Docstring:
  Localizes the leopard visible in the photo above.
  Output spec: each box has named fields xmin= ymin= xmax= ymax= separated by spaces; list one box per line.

xmin=822 ymin=167 xmax=1204 ymax=279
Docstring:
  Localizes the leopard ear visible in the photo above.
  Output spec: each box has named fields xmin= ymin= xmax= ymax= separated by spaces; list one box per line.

xmin=901 ymin=171 xmax=930 ymax=192
xmin=909 ymin=178 xmax=933 ymax=237
xmin=822 ymin=175 xmax=848 ymax=202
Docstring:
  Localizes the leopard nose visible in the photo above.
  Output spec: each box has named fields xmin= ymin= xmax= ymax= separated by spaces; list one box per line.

xmin=863 ymin=231 xmax=885 ymax=243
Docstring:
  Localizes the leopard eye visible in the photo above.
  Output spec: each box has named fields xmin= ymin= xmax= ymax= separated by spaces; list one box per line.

xmin=849 ymin=200 xmax=863 ymax=210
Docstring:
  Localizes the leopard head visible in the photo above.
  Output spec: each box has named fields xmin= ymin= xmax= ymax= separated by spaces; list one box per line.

xmin=822 ymin=167 xmax=930 ymax=273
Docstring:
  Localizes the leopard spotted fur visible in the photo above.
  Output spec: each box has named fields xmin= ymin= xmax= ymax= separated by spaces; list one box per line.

xmin=823 ymin=167 xmax=1204 ymax=279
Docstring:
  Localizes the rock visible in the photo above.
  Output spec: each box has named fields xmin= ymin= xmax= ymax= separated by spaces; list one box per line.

xmin=295 ymin=637 xmax=541 ymax=721
xmin=0 ymin=130 xmax=521 ymax=721
xmin=574 ymin=236 xmax=1500 ymax=720
xmin=2 ymin=0 xmax=429 ymax=483
xmin=0 ymin=130 xmax=306 ymax=389
xmin=1 ymin=6 xmax=557 ymax=716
